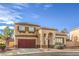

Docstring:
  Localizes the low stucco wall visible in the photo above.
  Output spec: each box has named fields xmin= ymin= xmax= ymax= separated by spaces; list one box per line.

xmin=66 ymin=41 xmax=79 ymax=48
xmin=9 ymin=42 xmax=15 ymax=48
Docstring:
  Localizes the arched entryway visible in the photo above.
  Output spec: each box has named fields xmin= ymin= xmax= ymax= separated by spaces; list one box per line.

xmin=48 ymin=33 xmax=53 ymax=48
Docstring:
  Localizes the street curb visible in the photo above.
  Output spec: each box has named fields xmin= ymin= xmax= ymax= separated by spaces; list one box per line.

xmin=9 ymin=52 xmax=44 ymax=56
xmin=8 ymin=51 xmax=79 ymax=56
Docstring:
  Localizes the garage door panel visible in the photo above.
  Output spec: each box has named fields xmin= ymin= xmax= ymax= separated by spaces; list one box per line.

xmin=18 ymin=39 xmax=36 ymax=48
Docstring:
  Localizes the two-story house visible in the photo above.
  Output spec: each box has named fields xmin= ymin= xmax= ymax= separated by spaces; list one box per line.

xmin=14 ymin=23 xmax=67 ymax=48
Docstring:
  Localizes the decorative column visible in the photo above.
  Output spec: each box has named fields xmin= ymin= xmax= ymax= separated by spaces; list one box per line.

xmin=52 ymin=33 xmax=56 ymax=45
xmin=39 ymin=29 xmax=43 ymax=48
xmin=64 ymin=37 xmax=67 ymax=46
xmin=40 ymin=33 xmax=43 ymax=48
xmin=45 ymin=34 xmax=48 ymax=48
xmin=50 ymin=33 xmax=54 ymax=47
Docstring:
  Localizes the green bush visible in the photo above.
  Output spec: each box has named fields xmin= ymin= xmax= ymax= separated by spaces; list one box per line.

xmin=48 ymin=45 xmax=54 ymax=48
xmin=54 ymin=43 xmax=64 ymax=49
xmin=0 ymin=43 xmax=6 ymax=50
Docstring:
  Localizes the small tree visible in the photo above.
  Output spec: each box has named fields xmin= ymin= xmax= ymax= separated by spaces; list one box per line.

xmin=61 ymin=28 xmax=68 ymax=33
xmin=3 ymin=26 xmax=14 ymax=48
xmin=0 ymin=34 xmax=4 ymax=39
xmin=3 ymin=26 xmax=13 ymax=39
xmin=61 ymin=28 xmax=70 ymax=41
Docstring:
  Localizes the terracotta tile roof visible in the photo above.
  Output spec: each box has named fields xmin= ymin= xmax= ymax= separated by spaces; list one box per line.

xmin=15 ymin=22 xmax=57 ymax=31
xmin=41 ymin=27 xmax=58 ymax=31
xmin=15 ymin=22 xmax=40 ymax=27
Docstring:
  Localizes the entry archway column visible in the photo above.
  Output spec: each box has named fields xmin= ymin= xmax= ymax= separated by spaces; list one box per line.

xmin=45 ymin=34 xmax=48 ymax=48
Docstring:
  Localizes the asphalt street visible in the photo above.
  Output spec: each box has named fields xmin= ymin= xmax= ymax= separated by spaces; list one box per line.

xmin=15 ymin=52 xmax=79 ymax=56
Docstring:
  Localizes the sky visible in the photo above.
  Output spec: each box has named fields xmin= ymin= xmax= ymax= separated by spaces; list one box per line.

xmin=0 ymin=3 xmax=79 ymax=33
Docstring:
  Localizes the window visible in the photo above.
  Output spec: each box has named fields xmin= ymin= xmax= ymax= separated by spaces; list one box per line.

xmin=29 ymin=26 xmax=35 ymax=32
xmin=60 ymin=38 xmax=63 ymax=43
xmin=19 ymin=26 xmax=25 ymax=32
xmin=55 ymin=38 xmax=63 ymax=43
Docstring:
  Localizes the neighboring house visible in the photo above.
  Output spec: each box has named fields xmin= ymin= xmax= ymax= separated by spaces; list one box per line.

xmin=14 ymin=23 xmax=67 ymax=48
xmin=70 ymin=28 xmax=79 ymax=41
xmin=66 ymin=28 xmax=79 ymax=48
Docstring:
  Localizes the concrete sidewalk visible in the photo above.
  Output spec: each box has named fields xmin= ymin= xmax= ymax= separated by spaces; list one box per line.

xmin=0 ymin=48 xmax=42 ymax=56
xmin=1 ymin=48 xmax=79 ymax=56
xmin=45 ymin=49 xmax=79 ymax=52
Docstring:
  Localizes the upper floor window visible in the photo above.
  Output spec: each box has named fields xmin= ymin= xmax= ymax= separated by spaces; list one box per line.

xmin=19 ymin=26 xmax=25 ymax=32
xmin=29 ymin=26 xmax=35 ymax=32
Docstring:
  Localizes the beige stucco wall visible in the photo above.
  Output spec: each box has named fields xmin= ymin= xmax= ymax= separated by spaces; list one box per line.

xmin=14 ymin=23 xmax=41 ymax=47
xmin=66 ymin=41 xmax=75 ymax=48
xmin=41 ymin=29 xmax=56 ymax=46
xmin=32 ymin=28 xmax=57 ymax=48
xmin=66 ymin=41 xmax=79 ymax=48
xmin=70 ymin=29 xmax=79 ymax=41
xmin=15 ymin=24 xmax=40 ymax=36
xmin=66 ymin=28 xmax=79 ymax=48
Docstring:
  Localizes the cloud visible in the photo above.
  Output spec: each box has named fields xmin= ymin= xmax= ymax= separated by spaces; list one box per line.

xmin=0 ymin=4 xmax=23 ymax=25
xmin=0 ymin=5 xmax=6 ymax=9
xmin=30 ymin=13 xmax=40 ymax=20
xmin=0 ymin=26 xmax=6 ymax=30
xmin=35 ymin=3 xmax=42 ymax=7
xmin=34 ymin=4 xmax=53 ymax=10
xmin=13 ymin=3 xmax=29 ymax=8
xmin=0 ymin=4 xmax=23 ymax=30
xmin=43 ymin=4 xmax=53 ymax=10
xmin=0 ymin=21 xmax=14 ymax=24
xmin=13 ymin=5 xmax=23 ymax=9
xmin=0 ymin=26 xmax=14 ymax=30
xmin=9 ymin=26 xmax=14 ymax=29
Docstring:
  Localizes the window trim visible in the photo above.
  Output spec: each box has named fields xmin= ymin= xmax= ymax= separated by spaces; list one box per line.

xmin=18 ymin=25 xmax=26 ymax=33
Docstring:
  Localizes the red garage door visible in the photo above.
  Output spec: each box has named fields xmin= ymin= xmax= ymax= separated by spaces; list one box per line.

xmin=18 ymin=39 xmax=36 ymax=48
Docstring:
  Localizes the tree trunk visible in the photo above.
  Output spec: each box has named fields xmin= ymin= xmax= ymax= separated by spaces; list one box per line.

xmin=6 ymin=38 xmax=10 ymax=49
